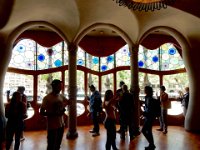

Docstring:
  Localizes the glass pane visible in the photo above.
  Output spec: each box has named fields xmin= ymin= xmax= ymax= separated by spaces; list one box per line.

xmin=138 ymin=73 xmax=159 ymax=97
xmin=139 ymin=46 xmax=159 ymax=70
xmin=163 ymin=73 xmax=189 ymax=98
xmin=9 ymin=39 xmax=36 ymax=70
xmin=148 ymin=74 xmax=159 ymax=94
xmin=100 ymin=55 xmax=114 ymax=72
xmin=65 ymin=102 xmax=85 ymax=117
xmin=38 ymin=72 xmax=61 ymax=103
xmin=101 ymin=74 xmax=114 ymax=95
xmin=3 ymin=72 xmax=34 ymax=118
xmin=87 ymin=73 xmax=99 ymax=96
xmin=64 ymin=70 xmax=69 ymax=99
xmin=64 ymin=42 xmax=69 ymax=65
xmin=116 ymin=70 xmax=131 ymax=89
xmin=86 ymin=53 xmax=99 ymax=71
xmin=37 ymin=42 xmax=62 ymax=70
xmin=161 ymin=43 xmax=185 ymax=71
xmin=52 ymin=42 xmax=63 ymax=67
xmin=77 ymin=47 xmax=85 ymax=66
xmin=116 ymin=44 xmax=130 ymax=67
xmin=77 ymin=70 xmax=85 ymax=100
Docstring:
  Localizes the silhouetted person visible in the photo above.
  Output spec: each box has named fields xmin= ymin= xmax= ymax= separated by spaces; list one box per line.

xmin=5 ymin=92 xmax=27 ymax=150
xmin=182 ymin=87 xmax=189 ymax=116
xmin=40 ymin=79 xmax=69 ymax=150
xmin=17 ymin=86 xmax=27 ymax=141
xmin=88 ymin=85 xmax=102 ymax=137
xmin=103 ymin=90 xmax=119 ymax=150
xmin=156 ymin=85 xmax=170 ymax=134
xmin=119 ymin=84 xmax=135 ymax=141
xmin=116 ymin=81 xmax=126 ymax=133
xmin=142 ymin=86 xmax=156 ymax=150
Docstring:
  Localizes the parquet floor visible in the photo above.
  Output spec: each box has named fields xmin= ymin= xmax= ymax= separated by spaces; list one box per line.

xmin=3 ymin=125 xmax=200 ymax=150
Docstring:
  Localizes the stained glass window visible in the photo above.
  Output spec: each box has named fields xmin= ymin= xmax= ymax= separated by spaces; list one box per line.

xmin=160 ymin=43 xmax=184 ymax=70
xmin=138 ymin=46 xmax=159 ymax=70
xmin=116 ymin=44 xmax=130 ymax=67
xmin=64 ymin=42 xmax=69 ymax=65
xmin=138 ymin=44 xmax=184 ymax=71
xmin=37 ymin=43 xmax=62 ymax=70
xmin=86 ymin=54 xmax=99 ymax=71
xmin=77 ymin=47 xmax=85 ymax=66
xmin=100 ymin=55 xmax=114 ymax=72
xmin=9 ymin=39 xmax=36 ymax=70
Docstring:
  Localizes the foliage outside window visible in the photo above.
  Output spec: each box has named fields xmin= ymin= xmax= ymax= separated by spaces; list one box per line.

xmin=101 ymin=74 xmax=114 ymax=95
xmin=87 ymin=73 xmax=99 ymax=96
xmin=77 ymin=70 xmax=85 ymax=100
xmin=163 ymin=73 xmax=189 ymax=98
xmin=116 ymin=70 xmax=131 ymax=89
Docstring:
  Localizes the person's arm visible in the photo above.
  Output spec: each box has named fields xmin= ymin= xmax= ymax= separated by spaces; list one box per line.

xmin=6 ymin=90 xmax=10 ymax=103
xmin=40 ymin=97 xmax=48 ymax=116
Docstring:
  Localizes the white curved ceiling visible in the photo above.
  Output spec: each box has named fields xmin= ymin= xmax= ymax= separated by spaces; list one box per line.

xmin=0 ymin=0 xmax=200 ymax=44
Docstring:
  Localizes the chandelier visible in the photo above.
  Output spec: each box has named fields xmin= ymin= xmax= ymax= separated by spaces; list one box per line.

xmin=113 ymin=0 xmax=176 ymax=12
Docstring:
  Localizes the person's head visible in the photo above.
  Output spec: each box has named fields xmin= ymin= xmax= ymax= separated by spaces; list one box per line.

xmin=144 ymin=86 xmax=153 ymax=96
xmin=17 ymin=86 xmax=25 ymax=94
xmin=160 ymin=85 xmax=166 ymax=93
xmin=104 ymin=90 xmax=114 ymax=101
xmin=122 ymin=84 xmax=128 ymax=93
xmin=51 ymin=79 xmax=62 ymax=94
xmin=119 ymin=81 xmax=125 ymax=88
xmin=89 ymin=85 xmax=96 ymax=92
xmin=11 ymin=91 xmax=21 ymax=103
xmin=185 ymin=87 xmax=189 ymax=93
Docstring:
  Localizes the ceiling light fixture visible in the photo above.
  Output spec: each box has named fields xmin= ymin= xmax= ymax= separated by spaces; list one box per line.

xmin=113 ymin=0 xmax=176 ymax=12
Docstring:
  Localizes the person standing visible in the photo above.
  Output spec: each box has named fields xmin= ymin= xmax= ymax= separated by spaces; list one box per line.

xmin=116 ymin=81 xmax=126 ymax=133
xmin=88 ymin=85 xmax=102 ymax=137
xmin=182 ymin=87 xmax=189 ymax=116
xmin=118 ymin=84 xmax=135 ymax=141
xmin=40 ymin=79 xmax=69 ymax=150
xmin=156 ymin=85 xmax=170 ymax=134
xmin=142 ymin=86 xmax=156 ymax=150
xmin=17 ymin=86 xmax=28 ymax=141
xmin=103 ymin=90 xmax=119 ymax=150
xmin=6 ymin=86 xmax=28 ymax=141
xmin=5 ymin=91 xmax=27 ymax=150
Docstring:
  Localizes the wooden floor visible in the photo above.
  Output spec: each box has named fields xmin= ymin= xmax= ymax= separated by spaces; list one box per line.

xmin=3 ymin=125 xmax=200 ymax=150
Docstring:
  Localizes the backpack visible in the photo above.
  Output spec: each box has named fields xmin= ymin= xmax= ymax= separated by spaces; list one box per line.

xmin=153 ymin=98 xmax=161 ymax=117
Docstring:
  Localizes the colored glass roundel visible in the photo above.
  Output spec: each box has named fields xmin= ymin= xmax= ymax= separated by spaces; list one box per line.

xmin=77 ymin=59 xmax=84 ymax=66
xmin=38 ymin=54 xmax=45 ymax=62
xmin=101 ymin=65 xmax=108 ymax=71
xmin=168 ymin=48 xmax=176 ymax=55
xmin=152 ymin=56 xmax=159 ymax=63
xmin=107 ymin=55 xmax=114 ymax=63
xmin=92 ymin=57 xmax=99 ymax=64
xmin=138 ymin=61 xmax=144 ymax=67
xmin=54 ymin=59 xmax=62 ymax=67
